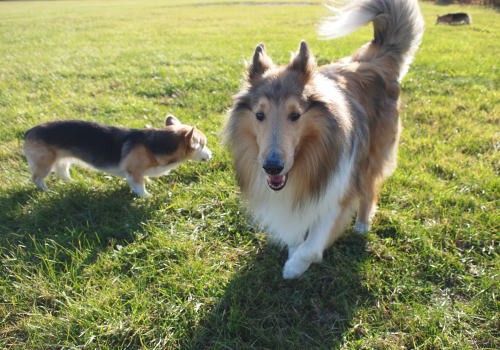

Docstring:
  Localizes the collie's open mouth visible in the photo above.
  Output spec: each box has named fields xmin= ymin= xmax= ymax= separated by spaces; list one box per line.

xmin=267 ymin=174 xmax=288 ymax=191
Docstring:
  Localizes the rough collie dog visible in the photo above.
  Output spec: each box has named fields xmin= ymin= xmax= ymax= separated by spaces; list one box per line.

xmin=224 ymin=0 xmax=424 ymax=279
xmin=24 ymin=115 xmax=212 ymax=197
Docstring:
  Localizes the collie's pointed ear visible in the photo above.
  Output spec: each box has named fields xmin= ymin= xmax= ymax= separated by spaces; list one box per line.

xmin=166 ymin=114 xmax=181 ymax=126
xmin=290 ymin=40 xmax=315 ymax=80
xmin=248 ymin=43 xmax=273 ymax=83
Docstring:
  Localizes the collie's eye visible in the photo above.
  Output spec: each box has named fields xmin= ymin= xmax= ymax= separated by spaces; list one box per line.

xmin=256 ymin=112 xmax=265 ymax=121
xmin=289 ymin=112 xmax=301 ymax=122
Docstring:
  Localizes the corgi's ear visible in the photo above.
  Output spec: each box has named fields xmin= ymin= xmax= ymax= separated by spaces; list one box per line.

xmin=185 ymin=127 xmax=196 ymax=147
xmin=166 ymin=115 xmax=180 ymax=126
xmin=290 ymin=40 xmax=315 ymax=81
xmin=248 ymin=43 xmax=273 ymax=83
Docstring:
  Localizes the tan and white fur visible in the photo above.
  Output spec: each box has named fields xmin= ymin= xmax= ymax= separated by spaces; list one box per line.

xmin=24 ymin=115 xmax=212 ymax=197
xmin=224 ymin=0 xmax=424 ymax=279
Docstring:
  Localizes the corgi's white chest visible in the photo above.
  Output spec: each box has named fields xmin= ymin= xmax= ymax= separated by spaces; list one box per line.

xmin=144 ymin=162 xmax=181 ymax=177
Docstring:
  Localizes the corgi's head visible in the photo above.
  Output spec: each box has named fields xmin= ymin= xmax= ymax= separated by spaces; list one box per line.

xmin=225 ymin=41 xmax=345 ymax=199
xmin=165 ymin=115 xmax=212 ymax=161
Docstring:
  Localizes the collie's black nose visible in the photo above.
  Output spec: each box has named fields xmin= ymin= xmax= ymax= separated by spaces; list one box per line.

xmin=263 ymin=159 xmax=284 ymax=175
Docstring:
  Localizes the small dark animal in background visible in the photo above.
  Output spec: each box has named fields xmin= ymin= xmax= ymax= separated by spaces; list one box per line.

xmin=436 ymin=13 xmax=471 ymax=25
xmin=23 ymin=115 xmax=212 ymax=197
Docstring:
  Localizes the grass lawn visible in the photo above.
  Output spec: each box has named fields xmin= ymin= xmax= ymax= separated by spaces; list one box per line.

xmin=0 ymin=0 xmax=498 ymax=349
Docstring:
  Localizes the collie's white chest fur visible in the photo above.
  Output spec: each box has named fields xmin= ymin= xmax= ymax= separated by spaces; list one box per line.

xmin=247 ymin=150 xmax=356 ymax=248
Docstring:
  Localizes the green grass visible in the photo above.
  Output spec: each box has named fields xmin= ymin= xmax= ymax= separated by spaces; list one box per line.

xmin=0 ymin=1 xmax=498 ymax=349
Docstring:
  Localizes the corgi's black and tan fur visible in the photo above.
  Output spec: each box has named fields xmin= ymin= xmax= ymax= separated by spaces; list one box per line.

xmin=23 ymin=115 xmax=212 ymax=196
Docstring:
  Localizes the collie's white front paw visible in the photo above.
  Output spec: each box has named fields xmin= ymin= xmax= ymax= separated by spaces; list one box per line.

xmin=354 ymin=220 xmax=370 ymax=234
xmin=138 ymin=190 xmax=152 ymax=198
xmin=282 ymin=257 xmax=312 ymax=279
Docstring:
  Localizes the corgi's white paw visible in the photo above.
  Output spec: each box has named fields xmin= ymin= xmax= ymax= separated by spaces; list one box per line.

xmin=55 ymin=165 xmax=71 ymax=181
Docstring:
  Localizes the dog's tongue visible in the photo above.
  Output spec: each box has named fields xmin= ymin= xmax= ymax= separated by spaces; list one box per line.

xmin=267 ymin=174 xmax=287 ymax=191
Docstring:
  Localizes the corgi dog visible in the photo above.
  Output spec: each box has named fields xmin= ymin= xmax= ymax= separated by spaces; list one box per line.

xmin=436 ymin=13 xmax=471 ymax=25
xmin=24 ymin=115 xmax=212 ymax=197
xmin=224 ymin=0 xmax=424 ymax=279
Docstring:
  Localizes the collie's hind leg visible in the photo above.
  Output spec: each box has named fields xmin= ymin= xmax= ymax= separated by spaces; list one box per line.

xmin=355 ymin=187 xmax=378 ymax=234
xmin=356 ymin=140 xmax=398 ymax=234
xmin=283 ymin=206 xmax=353 ymax=279
xmin=354 ymin=195 xmax=377 ymax=234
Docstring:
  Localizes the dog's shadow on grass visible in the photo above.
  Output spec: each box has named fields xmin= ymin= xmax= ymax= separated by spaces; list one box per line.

xmin=0 ymin=185 xmax=164 ymax=266
xmin=189 ymin=233 xmax=373 ymax=349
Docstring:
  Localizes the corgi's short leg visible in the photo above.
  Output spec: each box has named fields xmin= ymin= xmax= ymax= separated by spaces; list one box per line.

xmin=32 ymin=172 xmax=50 ymax=191
xmin=24 ymin=142 xmax=56 ymax=191
xmin=125 ymin=172 xmax=150 ymax=197
xmin=54 ymin=160 xmax=71 ymax=181
xmin=121 ymin=144 xmax=155 ymax=197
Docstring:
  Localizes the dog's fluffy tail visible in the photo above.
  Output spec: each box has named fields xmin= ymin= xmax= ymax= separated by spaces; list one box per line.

xmin=318 ymin=0 xmax=424 ymax=81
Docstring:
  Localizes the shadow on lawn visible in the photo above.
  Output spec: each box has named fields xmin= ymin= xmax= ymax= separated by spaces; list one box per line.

xmin=0 ymin=186 xmax=164 ymax=266
xmin=189 ymin=233 xmax=372 ymax=349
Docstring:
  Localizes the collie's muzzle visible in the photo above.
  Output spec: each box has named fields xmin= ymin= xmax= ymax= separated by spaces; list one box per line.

xmin=263 ymin=151 xmax=288 ymax=191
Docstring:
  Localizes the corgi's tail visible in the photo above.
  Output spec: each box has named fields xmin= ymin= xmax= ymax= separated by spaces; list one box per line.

xmin=24 ymin=126 xmax=37 ymax=140
xmin=318 ymin=0 xmax=424 ymax=81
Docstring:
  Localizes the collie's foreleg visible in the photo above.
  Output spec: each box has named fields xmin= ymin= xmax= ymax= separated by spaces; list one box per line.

xmin=283 ymin=205 xmax=353 ymax=279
